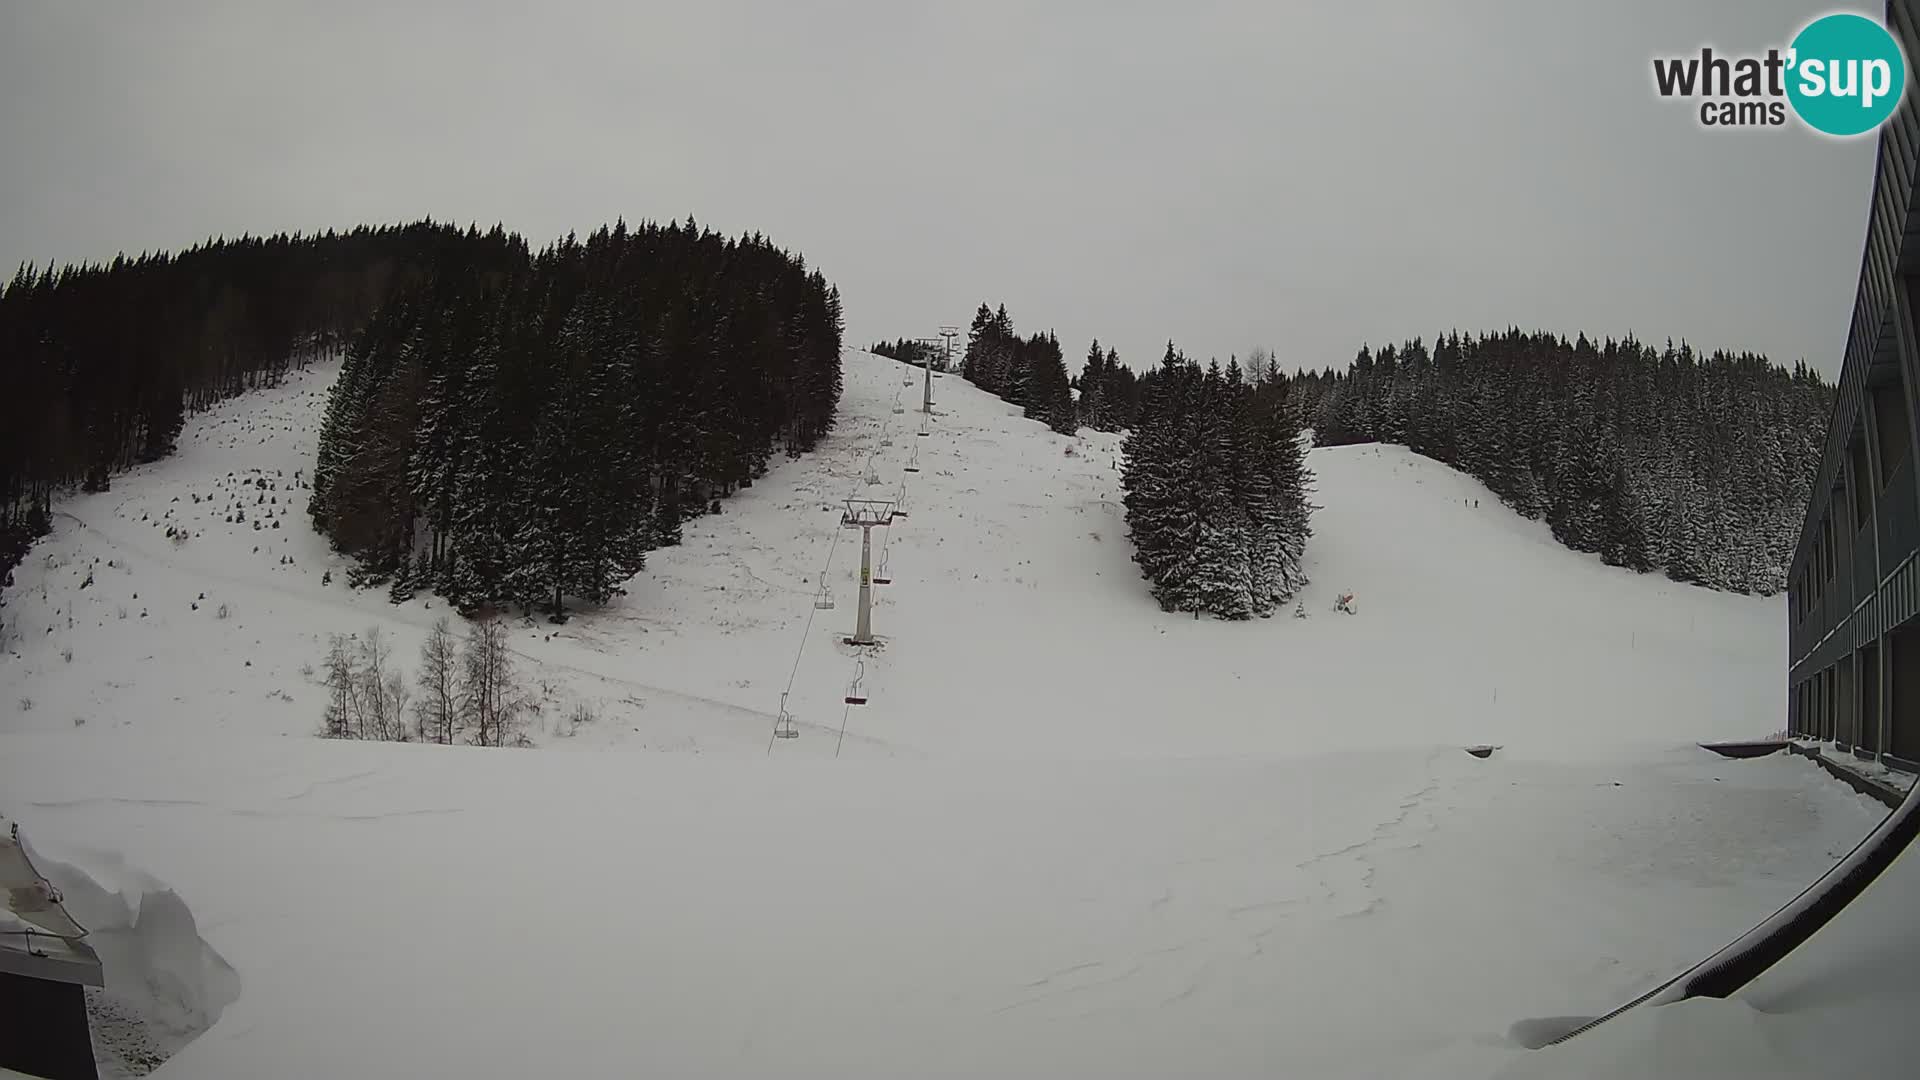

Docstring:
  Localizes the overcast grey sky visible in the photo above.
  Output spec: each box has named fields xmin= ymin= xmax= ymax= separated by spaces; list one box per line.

xmin=0 ymin=1 xmax=1882 ymax=376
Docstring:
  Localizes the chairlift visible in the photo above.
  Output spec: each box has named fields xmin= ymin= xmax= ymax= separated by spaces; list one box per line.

xmin=775 ymin=693 xmax=799 ymax=739
xmin=814 ymin=582 xmax=835 ymax=610
xmin=845 ymin=661 xmax=868 ymax=705
xmin=892 ymin=403 xmax=905 ymax=414
xmin=864 ymin=465 xmax=882 ymax=485
xmin=874 ymin=552 xmax=892 ymax=586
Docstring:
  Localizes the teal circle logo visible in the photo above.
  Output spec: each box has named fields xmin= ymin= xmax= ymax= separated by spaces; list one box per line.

xmin=1786 ymin=13 xmax=1907 ymax=136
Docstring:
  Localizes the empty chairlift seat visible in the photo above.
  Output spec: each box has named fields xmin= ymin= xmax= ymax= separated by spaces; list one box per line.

xmin=845 ymin=661 xmax=868 ymax=706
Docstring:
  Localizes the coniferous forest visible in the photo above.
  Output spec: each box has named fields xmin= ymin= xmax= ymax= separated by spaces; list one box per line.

xmin=1123 ymin=345 xmax=1313 ymax=619
xmin=1074 ymin=338 xmax=1144 ymax=433
xmin=958 ymin=303 xmax=1080 ymax=436
xmin=1286 ymin=331 xmax=1832 ymax=594
xmin=0 ymin=218 xmax=841 ymax=629
xmin=0 ymin=222 xmax=507 ymax=589
xmin=309 ymin=220 xmax=844 ymax=617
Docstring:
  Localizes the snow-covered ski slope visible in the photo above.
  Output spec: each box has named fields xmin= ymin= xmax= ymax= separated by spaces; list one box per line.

xmin=0 ymin=733 xmax=1896 ymax=1080
xmin=3 ymin=349 xmax=1779 ymax=758
xmin=1 ymin=349 xmax=1909 ymax=1078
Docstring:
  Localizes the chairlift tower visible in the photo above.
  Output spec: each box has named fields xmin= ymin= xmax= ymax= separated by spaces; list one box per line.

xmin=841 ymin=498 xmax=896 ymax=645
xmin=939 ymin=325 xmax=960 ymax=377
xmin=915 ymin=335 xmax=942 ymax=416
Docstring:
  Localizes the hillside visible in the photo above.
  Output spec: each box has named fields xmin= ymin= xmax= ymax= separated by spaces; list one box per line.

xmin=0 ymin=348 xmax=1895 ymax=1079
xmin=3 ymin=349 xmax=1783 ymax=758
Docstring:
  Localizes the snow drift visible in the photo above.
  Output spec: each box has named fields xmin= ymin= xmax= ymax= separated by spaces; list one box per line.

xmin=8 ymin=825 xmax=238 ymax=1074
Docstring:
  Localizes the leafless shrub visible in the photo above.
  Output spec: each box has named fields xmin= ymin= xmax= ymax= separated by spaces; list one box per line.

xmin=414 ymin=617 xmax=461 ymax=745
xmin=462 ymin=619 xmax=528 ymax=748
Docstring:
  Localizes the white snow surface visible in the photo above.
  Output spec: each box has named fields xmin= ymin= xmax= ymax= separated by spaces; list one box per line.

xmin=0 ymin=349 xmax=1911 ymax=1077
xmin=2 ymin=350 xmax=1780 ymax=759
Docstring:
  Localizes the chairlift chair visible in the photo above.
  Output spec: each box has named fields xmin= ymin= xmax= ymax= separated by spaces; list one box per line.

xmin=774 ymin=693 xmax=799 ymax=739
xmin=845 ymin=662 xmax=868 ymax=705
xmin=813 ymin=583 xmax=835 ymax=610
xmin=874 ymin=552 xmax=892 ymax=586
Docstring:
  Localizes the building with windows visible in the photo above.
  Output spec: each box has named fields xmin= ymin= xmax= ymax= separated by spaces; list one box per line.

xmin=1787 ymin=0 xmax=1920 ymax=775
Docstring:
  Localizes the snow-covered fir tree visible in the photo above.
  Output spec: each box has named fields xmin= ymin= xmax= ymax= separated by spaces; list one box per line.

xmin=960 ymin=306 xmax=1143 ymax=432
xmin=1122 ymin=344 xmax=1314 ymax=619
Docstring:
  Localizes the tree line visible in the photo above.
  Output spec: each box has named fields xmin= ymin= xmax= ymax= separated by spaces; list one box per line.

xmin=309 ymin=218 xmax=844 ymax=619
xmin=869 ymin=338 xmax=951 ymax=370
xmin=958 ymin=303 xmax=1078 ymax=435
xmin=1123 ymin=345 xmax=1313 ymax=618
xmin=1286 ymin=330 xmax=1831 ymax=594
xmin=0 ymin=221 xmax=526 ymax=617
